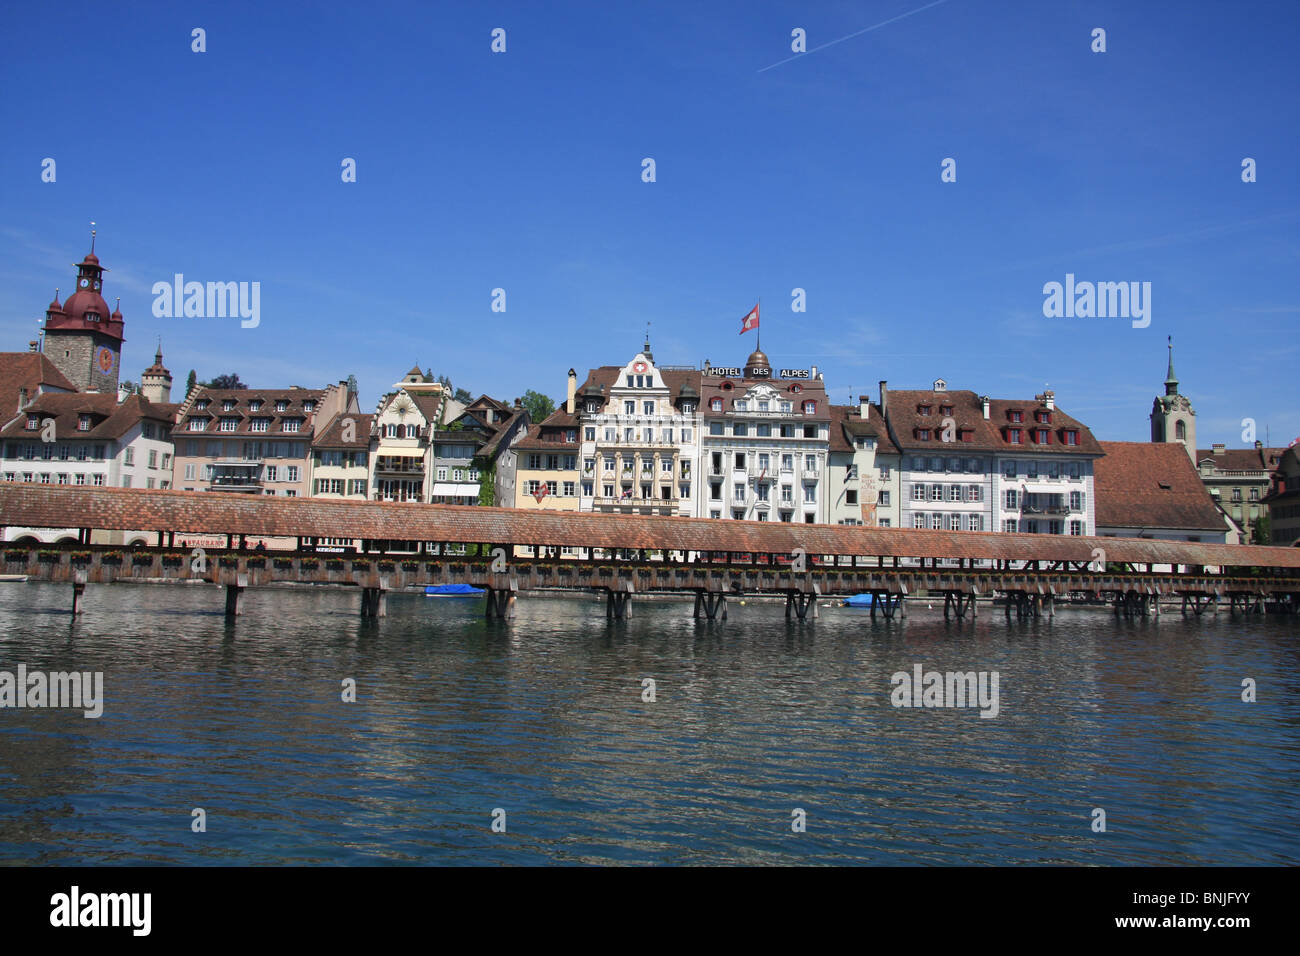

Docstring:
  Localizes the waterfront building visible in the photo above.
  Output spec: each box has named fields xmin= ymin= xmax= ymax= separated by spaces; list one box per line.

xmin=1261 ymin=444 xmax=1300 ymax=546
xmin=309 ymin=381 xmax=371 ymax=498
xmin=1 ymin=391 xmax=177 ymax=493
xmin=698 ymin=349 xmax=831 ymax=523
xmin=512 ymin=407 xmax=580 ymax=515
xmin=1150 ymin=338 xmax=1197 ymax=464
xmin=882 ymin=381 xmax=1102 ymax=535
xmin=368 ymin=367 xmax=454 ymax=502
xmin=827 ymin=399 xmax=901 ymax=526
xmin=431 ymin=395 xmax=527 ymax=506
xmin=575 ymin=341 xmax=703 ymax=517
xmin=1195 ymin=442 xmax=1285 ymax=544
xmin=1094 ymin=441 xmax=1229 ymax=542
xmin=172 ymin=384 xmax=342 ymax=496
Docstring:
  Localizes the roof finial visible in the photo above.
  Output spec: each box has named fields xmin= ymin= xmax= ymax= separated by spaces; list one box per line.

xmin=89 ymin=221 xmax=96 ymax=254
xmin=644 ymin=321 xmax=651 ymax=353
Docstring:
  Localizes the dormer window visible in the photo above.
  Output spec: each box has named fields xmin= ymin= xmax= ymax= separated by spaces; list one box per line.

xmin=1008 ymin=410 xmax=1023 ymax=423
xmin=736 ymin=400 xmax=748 ymax=411
xmin=303 ymin=401 xmax=315 ymax=413
xmin=249 ymin=400 xmax=262 ymax=412
xmin=78 ymin=414 xmax=91 ymax=431
xmin=196 ymin=400 xmax=210 ymax=410
xmin=1062 ymin=429 xmax=1079 ymax=446
xmin=710 ymin=398 xmax=723 ymax=411
xmin=1035 ymin=410 xmax=1052 ymax=424
xmin=1006 ymin=427 xmax=1022 ymax=444
xmin=276 ymin=400 xmax=288 ymax=412
xmin=85 ymin=312 xmax=100 ymax=323
xmin=26 ymin=414 xmax=39 ymax=430
xmin=802 ymin=400 xmax=817 ymax=414
xmin=188 ymin=418 xmax=208 ymax=431
xmin=1033 ymin=428 xmax=1050 ymax=444
xmin=222 ymin=400 xmax=236 ymax=411
xmin=917 ymin=404 xmax=932 ymax=416
xmin=916 ymin=428 xmax=931 ymax=441
xmin=940 ymin=405 xmax=953 ymax=416
xmin=681 ymin=401 xmax=696 ymax=413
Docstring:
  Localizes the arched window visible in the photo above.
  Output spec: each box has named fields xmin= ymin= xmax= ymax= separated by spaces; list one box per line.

xmin=1175 ymin=420 xmax=1186 ymax=441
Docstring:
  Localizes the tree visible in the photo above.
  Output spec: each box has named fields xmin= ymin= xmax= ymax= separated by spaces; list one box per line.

xmin=119 ymin=380 xmax=138 ymax=395
xmin=185 ymin=370 xmax=197 ymax=395
xmin=1253 ymin=513 xmax=1271 ymax=545
xmin=209 ymin=373 xmax=247 ymax=390
xmin=453 ymin=387 xmax=473 ymax=404
xmin=477 ymin=461 xmax=496 ymax=507
xmin=522 ymin=389 xmax=555 ymax=423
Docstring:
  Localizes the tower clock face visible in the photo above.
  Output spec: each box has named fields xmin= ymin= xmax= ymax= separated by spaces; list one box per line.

xmin=93 ymin=280 xmax=101 ymax=290
xmin=79 ymin=278 xmax=89 ymax=288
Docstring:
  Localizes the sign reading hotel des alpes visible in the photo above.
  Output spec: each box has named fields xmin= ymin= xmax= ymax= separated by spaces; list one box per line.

xmin=779 ymin=369 xmax=810 ymax=379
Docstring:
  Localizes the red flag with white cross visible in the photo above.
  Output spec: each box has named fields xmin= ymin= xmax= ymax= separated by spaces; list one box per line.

xmin=740 ymin=303 xmax=759 ymax=334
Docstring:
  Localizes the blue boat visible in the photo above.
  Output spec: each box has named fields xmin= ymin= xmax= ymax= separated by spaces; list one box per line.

xmin=425 ymin=583 xmax=486 ymax=597
xmin=842 ymin=593 xmax=877 ymax=607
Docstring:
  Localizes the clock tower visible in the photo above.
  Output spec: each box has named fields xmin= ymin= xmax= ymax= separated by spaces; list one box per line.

xmin=42 ymin=236 xmax=125 ymax=393
xmin=1150 ymin=337 xmax=1196 ymax=463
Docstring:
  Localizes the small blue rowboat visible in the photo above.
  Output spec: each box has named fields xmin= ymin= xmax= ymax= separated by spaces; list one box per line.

xmin=842 ymin=593 xmax=877 ymax=607
xmin=425 ymin=583 xmax=486 ymax=597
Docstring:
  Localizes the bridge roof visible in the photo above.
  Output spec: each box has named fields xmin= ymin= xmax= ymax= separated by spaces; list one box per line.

xmin=5 ymin=484 xmax=1300 ymax=569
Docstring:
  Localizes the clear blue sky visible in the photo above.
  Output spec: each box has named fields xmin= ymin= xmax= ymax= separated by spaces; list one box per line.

xmin=1 ymin=0 xmax=1296 ymax=447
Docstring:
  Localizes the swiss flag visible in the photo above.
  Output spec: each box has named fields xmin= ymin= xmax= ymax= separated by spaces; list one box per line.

xmin=534 ymin=483 xmax=550 ymax=503
xmin=739 ymin=303 xmax=759 ymax=334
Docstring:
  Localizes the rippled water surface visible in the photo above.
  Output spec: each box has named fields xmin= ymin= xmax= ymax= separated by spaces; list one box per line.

xmin=0 ymin=581 xmax=1297 ymax=865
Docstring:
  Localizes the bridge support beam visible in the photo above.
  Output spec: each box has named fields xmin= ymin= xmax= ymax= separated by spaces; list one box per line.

xmin=71 ymin=570 xmax=87 ymax=616
xmin=607 ymin=589 xmax=633 ymax=621
xmin=785 ymin=590 xmax=818 ymax=621
xmin=694 ymin=591 xmax=727 ymax=621
xmin=360 ymin=587 xmax=388 ymax=618
xmin=484 ymin=586 xmax=516 ymax=620
xmin=869 ymin=591 xmax=904 ymax=621
xmin=225 ymin=584 xmax=243 ymax=616
xmin=942 ymin=591 xmax=977 ymax=621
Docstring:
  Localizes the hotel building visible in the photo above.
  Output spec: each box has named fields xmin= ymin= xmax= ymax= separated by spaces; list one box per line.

xmin=698 ymin=349 xmax=831 ymax=523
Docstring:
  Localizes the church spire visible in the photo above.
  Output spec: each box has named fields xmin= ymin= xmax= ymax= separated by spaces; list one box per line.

xmin=1164 ymin=335 xmax=1179 ymax=396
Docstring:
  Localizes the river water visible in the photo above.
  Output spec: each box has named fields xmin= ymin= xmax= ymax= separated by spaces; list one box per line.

xmin=0 ymin=581 xmax=1296 ymax=865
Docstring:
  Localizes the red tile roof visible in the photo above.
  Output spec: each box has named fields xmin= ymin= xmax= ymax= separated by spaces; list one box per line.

xmin=0 ymin=352 xmax=78 ymax=418
xmin=173 ymin=387 xmax=325 ymax=440
xmin=1195 ymin=447 xmax=1286 ymax=473
xmin=0 ymin=392 xmax=174 ymax=442
xmin=3 ymin=483 xmax=1297 ymax=568
xmin=885 ymin=389 xmax=1102 ymax=455
xmin=1094 ymin=441 xmax=1228 ymax=532
xmin=312 ymin=413 xmax=375 ymax=448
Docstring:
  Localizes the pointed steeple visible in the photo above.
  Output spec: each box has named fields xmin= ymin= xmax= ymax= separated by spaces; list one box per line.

xmin=1164 ymin=335 xmax=1179 ymax=396
xmin=643 ymin=322 xmax=653 ymax=362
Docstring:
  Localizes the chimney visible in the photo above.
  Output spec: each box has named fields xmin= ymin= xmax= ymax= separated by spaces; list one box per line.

xmin=1212 ymin=442 xmax=1226 ymax=454
xmin=28 ymin=340 xmax=38 ymax=352
xmin=878 ymin=380 xmax=888 ymax=416
xmin=811 ymin=365 xmax=819 ymax=380
xmin=859 ymin=395 xmax=870 ymax=420
xmin=566 ymin=368 xmax=577 ymax=414
xmin=981 ymin=396 xmax=990 ymax=420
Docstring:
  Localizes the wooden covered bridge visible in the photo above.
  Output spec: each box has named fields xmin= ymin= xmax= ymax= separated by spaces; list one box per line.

xmin=2 ymin=485 xmax=1299 ymax=622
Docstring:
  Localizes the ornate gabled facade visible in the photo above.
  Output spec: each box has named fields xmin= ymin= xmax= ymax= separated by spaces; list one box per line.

xmin=576 ymin=340 xmax=702 ymax=517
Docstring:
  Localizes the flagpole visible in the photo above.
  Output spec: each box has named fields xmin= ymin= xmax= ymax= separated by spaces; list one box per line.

xmin=757 ymin=297 xmax=761 ymax=350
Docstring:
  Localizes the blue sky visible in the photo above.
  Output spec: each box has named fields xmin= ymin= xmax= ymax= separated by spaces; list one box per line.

xmin=1 ymin=0 xmax=1296 ymax=447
